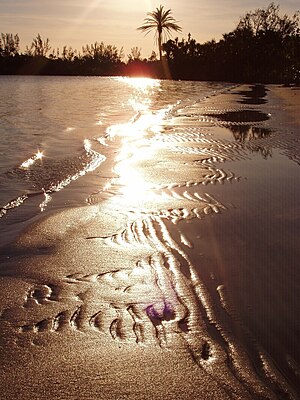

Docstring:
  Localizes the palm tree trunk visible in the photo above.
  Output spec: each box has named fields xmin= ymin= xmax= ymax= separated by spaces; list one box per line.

xmin=158 ymin=32 xmax=162 ymax=61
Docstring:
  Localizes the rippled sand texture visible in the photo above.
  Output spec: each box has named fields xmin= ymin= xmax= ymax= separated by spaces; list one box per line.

xmin=0 ymin=84 xmax=299 ymax=399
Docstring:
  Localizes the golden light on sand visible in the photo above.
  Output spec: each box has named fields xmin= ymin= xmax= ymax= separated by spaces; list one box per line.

xmin=114 ymin=161 xmax=157 ymax=205
xmin=114 ymin=140 xmax=158 ymax=205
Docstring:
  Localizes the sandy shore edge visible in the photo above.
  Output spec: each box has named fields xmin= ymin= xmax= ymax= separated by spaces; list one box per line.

xmin=0 ymin=83 xmax=299 ymax=400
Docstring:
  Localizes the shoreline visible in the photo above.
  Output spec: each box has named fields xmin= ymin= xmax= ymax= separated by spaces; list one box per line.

xmin=0 ymin=82 xmax=299 ymax=399
xmin=268 ymin=84 xmax=300 ymax=126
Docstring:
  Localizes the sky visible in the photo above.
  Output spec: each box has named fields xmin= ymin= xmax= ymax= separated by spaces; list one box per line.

xmin=1 ymin=0 xmax=299 ymax=59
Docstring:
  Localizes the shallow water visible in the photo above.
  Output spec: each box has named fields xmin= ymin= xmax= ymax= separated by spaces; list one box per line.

xmin=0 ymin=76 xmax=229 ymax=245
xmin=0 ymin=77 xmax=299 ymax=398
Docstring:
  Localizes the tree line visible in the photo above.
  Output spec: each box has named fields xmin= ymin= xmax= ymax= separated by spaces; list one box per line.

xmin=0 ymin=33 xmax=127 ymax=76
xmin=163 ymin=3 xmax=300 ymax=83
xmin=0 ymin=3 xmax=299 ymax=83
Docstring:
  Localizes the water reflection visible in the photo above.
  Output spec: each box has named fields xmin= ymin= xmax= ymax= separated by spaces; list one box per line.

xmin=105 ymin=78 xmax=165 ymax=141
xmin=203 ymin=110 xmax=270 ymax=123
xmin=237 ymin=84 xmax=268 ymax=105
xmin=228 ymin=125 xmax=272 ymax=142
xmin=104 ymin=78 xmax=166 ymax=206
xmin=105 ymin=109 xmax=165 ymax=141
xmin=116 ymin=77 xmax=160 ymax=92
xmin=229 ymin=125 xmax=273 ymax=159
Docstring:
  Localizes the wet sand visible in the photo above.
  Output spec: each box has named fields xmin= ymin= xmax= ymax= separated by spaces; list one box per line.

xmin=0 ymin=84 xmax=299 ymax=399
xmin=272 ymin=85 xmax=300 ymax=117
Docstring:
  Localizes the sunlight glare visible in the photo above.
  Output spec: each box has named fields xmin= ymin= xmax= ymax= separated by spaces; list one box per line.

xmin=84 ymin=138 xmax=92 ymax=152
xmin=20 ymin=150 xmax=44 ymax=169
xmin=114 ymin=162 xmax=156 ymax=205
xmin=103 ymin=76 xmax=166 ymax=206
xmin=116 ymin=77 xmax=160 ymax=93
xmin=83 ymin=139 xmax=106 ymax=171
xmin=105 ymin=105 xmax=166 ymax=140
xmin=39 ymin=190 xmax=52 ymax=212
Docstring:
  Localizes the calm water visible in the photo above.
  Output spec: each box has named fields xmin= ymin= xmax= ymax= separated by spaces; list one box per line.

xmin=0 ymin=76 xmax=299 ymax=397
xmin=0 ymin=76 xmax=229 ymax=244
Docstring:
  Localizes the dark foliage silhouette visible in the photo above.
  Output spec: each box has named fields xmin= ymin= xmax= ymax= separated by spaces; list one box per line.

xmin=0 ymin=3 xmax=299 ymax=83
xmin=137 ymin=5 xmax=182 ymax=61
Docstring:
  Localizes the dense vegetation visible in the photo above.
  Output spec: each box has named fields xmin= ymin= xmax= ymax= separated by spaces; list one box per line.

xmin=163 ymin=3 xmax=300 ymax=83
xmin=1 ymin=3 xmax=299 ymax=83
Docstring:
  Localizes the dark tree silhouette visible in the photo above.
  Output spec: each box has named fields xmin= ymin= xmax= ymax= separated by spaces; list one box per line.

xmin=0 ymin=33 xmax=20 ymax=56
xmin=137 ymin=5 xmax=181 ymax=61
xmin=127 ymin=47 xmax=143 ymax=62
xmin=237 ymin=2 xmax=299 ymax=37
xmin=162 ymin=3 xmax=300 ymax=83
xmin=1 ymin=3 xmax=299 ymax=82
xmin=26 ymin=34 xmax=51 ymax=57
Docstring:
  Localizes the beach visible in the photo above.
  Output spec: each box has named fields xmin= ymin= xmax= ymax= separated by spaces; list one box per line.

xmin=0 ymin=80 xmax=299 ymax=399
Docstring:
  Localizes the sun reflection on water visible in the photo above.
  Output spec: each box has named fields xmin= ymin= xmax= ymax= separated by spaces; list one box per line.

xmin=20 ymin=150 xmax=44 ymax=169
xmin=105 ymin=108 xmax=165 ymax=141
xmin=116 ymin=77 xmax=160 ymax=93
xmin=105 ymin=78 xmax=164 ymax=142
xmin=104 ymin=78 xmax=167 ymax=206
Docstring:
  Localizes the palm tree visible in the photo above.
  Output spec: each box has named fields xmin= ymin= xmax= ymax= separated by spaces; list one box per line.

xmin=137 ymin=5 xmax=182 ymax=61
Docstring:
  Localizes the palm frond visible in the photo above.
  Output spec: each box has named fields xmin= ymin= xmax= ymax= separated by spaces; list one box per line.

xmin=137 ymin=5 xmax=182 ymax=59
